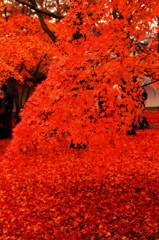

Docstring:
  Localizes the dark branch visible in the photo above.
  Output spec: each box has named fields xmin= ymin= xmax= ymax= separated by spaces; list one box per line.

xmin=142 ymin=79 xmax=159 ymax=87
xmin=15 ymin=0 xmax=64 ymax=19
xmin=4 ymin=8 xmax=9 ymax=22
xmin=34 ymin=53 xmax=47 ymax=76
xmin=37 ymin=13 xmax=57 ymax=42
xmin=15 ymin=0 xmax=58 ymax=42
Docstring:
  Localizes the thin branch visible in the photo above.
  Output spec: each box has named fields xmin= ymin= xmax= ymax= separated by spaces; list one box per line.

xmin=15 ymin=0 xmax=64 ymax=19
xmin=16 ymin=0 xmax=58 ymax=42
xmin=142 ymin=79 xmax=159 ymax=87
xmin=4 ymin=8 xmax=9 ymax=22
xmin=36 ymin=13 xmax=57 ymax=42
xmin=34 ymin=53 xmax=48 ymax=76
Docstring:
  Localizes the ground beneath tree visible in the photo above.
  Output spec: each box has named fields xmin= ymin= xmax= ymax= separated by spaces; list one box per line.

xmin=0 ymin=110 xmax=159 ymax=239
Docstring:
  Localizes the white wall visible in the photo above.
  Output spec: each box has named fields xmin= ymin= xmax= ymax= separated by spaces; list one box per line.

xmin=145 ymin=86 xmax=159 ymax=107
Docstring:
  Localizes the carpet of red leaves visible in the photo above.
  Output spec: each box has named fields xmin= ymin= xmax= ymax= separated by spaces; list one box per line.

xmin=0 ymin=111 xmax=159 ymax=239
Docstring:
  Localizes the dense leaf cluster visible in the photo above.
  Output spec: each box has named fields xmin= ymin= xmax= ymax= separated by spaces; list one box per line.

xmin=0 ymin=118 xmax=159 ymax=238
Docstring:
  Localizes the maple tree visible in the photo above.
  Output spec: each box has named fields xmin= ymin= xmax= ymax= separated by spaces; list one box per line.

xmin=0 ymin=1 xmax=58 ymax=116
xmin=5 ymin=0 xmax=159 ymax=144
xmin=0 ymin=0 xmax=159 ymax=238
xmin=0 ymin=0 xmax=159 ymax=114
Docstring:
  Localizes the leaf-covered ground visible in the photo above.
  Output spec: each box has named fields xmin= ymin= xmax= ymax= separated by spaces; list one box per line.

xmin=0 ymin=111 xmax=159 ymax=239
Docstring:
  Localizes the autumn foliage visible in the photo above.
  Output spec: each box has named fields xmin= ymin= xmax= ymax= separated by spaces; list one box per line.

xmin=5 ymin=0 xmax=159 ymax=150
xmin=1 ymin=114 xmax=159 ymax=239
xmin=0 ymin=0 xmax=159 ymax=239
xmin=0 ymin=13 xmax=54 ymax=83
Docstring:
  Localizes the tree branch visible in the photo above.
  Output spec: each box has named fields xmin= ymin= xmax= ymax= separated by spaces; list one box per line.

xmin=15 ymin=0 xmax=64 ymax=19
xmin=142 ymin=79 xmax=159 ymax=87
xmin=36 ymin=12 xmax=57 ymax=42
xmin=15 ymin=0 xmax=59 ymax=42
xmin=4 ymin=8 xmax=9 ymax=22
xmin=34 ymin=53 xmax=47 ymax=76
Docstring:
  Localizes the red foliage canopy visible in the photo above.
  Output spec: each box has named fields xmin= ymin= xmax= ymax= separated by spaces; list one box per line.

xmin=0 ymin=0 xmax=159 ymax=239
xmin=6 ymin=0 xmax=159 ymax=152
